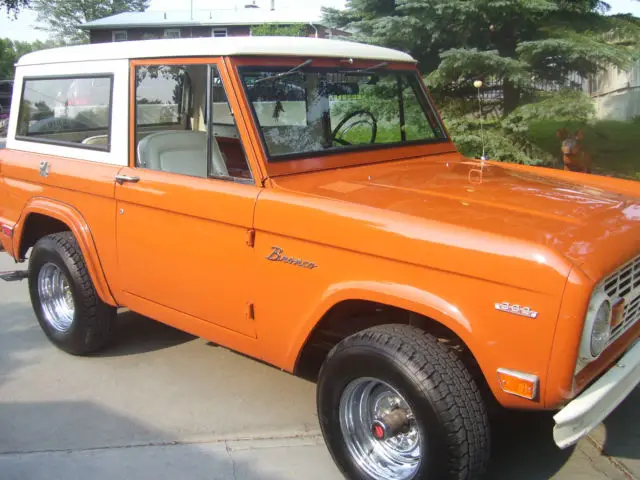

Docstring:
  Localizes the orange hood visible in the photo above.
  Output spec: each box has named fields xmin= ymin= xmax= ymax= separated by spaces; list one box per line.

xmin=272 ymin=154 xmax=640 ymax=283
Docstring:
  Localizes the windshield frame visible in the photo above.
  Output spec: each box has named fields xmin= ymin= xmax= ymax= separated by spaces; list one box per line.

xmin=236 ymin=60 xmax=450 ymax=164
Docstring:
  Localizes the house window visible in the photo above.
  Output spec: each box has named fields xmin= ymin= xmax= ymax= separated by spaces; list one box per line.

xmin=164 ymin=29 xmax=181 ymax=39
xmin=112 ymin=30 xmax=128 ymax=42
xmin=212 ymin=28 xmax=228 ymax=38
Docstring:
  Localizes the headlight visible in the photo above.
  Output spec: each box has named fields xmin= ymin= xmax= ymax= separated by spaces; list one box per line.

xmin=579 ymin=288 xmax=612 ymax=361
xmin=590 ymin=300 xmax=612 ymax=357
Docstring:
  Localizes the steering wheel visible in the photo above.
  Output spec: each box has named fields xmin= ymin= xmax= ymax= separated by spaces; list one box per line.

xmin=331 ymin=110 xmax=377 ymax=146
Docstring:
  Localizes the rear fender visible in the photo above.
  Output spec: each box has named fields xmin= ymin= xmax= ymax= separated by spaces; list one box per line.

xmin=13 ymin=197 xmax=117 ymax=306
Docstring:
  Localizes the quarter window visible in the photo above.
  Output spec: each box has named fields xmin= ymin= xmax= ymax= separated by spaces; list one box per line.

xmin=16 ymin=76 xmax=113 ymax=151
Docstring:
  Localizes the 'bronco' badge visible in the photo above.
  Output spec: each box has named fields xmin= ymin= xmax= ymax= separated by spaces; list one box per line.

xmin=266 ymin=247 xmax=318 ymax=270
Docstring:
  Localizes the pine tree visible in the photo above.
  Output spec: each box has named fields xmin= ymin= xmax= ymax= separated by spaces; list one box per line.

xmin=1 ymin=0 xmax=29 ymax=16
xmin=324 ymin=0 xmax=640 ymax=115
xmin=324 ymin=1 xmax=640 ymax=165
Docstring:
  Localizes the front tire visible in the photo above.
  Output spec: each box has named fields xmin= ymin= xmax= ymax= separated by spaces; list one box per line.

xmin=317 ymin=324 xmax=490 ymax=480
xmin=28 ymin=232 xmax=116 ymax=355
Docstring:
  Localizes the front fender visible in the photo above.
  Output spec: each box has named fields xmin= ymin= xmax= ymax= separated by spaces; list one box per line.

xmin=13 ymin=197 xmax=117 ymax=306
xmin=287 ymin=280 xmax=478 ymax=369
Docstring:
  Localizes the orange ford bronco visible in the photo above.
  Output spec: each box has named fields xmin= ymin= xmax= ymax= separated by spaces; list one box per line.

xmin=0 ymin=37 xmax=638 ymax=480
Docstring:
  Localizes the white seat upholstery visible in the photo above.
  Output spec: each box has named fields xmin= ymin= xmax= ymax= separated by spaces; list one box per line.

xmin=137 ymin=131 xmax=228 ymax=178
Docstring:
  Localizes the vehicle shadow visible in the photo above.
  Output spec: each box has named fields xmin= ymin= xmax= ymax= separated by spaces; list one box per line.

xmin=487 ymin=410 xmax=575 ymax=479
xmin=0 ymin=302 xmax=46 ymax=389
xmin=600 ymin=386 xmax=640 ymax=460
xmin=95 ymin=310 xmax=196 ymax=357
xmin=0 ymin=400 xmax=300 ymax=480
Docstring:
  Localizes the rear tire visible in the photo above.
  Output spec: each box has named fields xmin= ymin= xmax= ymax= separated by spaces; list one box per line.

xmin=317 ymin=324 xmax=490 ymax=480
xmin=28 ymin=232 xmax=116 ymax=355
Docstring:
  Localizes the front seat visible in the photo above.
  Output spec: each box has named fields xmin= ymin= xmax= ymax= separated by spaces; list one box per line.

xmin=137 ymin=131 xmax=229 ymax=178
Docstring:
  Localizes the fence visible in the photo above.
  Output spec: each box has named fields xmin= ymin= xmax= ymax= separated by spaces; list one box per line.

xmin=476 ymin=72 xmax=586 ymax=101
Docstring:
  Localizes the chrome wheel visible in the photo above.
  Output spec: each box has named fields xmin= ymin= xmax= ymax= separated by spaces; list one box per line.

xmin=37 ymin=263 xmax=75 ymax=332
xmin=339 ymin=377 xmax=422 ymax=480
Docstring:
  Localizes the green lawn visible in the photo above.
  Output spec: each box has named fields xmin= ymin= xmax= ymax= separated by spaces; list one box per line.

xmin=526 ymin=119 xmax=640 ymax=180
xmin=335 ymin=117 xmax=639 ymax=181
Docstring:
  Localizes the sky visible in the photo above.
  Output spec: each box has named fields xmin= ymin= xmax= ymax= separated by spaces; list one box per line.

xmin=0 ymin=0 xmax=638 ymax=42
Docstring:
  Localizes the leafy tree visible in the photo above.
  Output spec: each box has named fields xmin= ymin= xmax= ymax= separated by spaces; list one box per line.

xmin=33 ymin=0 xmax=150 ymax=44
xmin=0 ymin=38 xmax=59 ymax=80
xmin=251 ymin=23 xmax=307 ymax=37
xmin=1 ymin=0 xmax=29 ymax=16
xmin=0 ymin=38 xmax=14 ymax=79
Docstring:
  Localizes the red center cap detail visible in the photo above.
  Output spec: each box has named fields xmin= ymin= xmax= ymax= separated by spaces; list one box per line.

xmin=372 ymin=423 xmax=385 ymax=440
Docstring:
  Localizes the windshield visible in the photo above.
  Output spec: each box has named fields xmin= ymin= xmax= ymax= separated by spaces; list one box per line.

xmin=239 ymin=66 xmax=447 ymax=161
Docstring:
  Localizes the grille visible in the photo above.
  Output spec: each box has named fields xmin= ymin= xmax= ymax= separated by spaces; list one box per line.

xmin=603 ymin=254 xmax=640 ymax=345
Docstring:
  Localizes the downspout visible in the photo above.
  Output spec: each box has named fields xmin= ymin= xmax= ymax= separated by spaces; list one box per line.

xmin=309 ymin=22 xmax=318 ymax=38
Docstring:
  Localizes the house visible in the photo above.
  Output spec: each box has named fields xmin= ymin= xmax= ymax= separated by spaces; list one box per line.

xmin=587 ymin=61 xmax=640 ymax=121
xmin=80 ymin=1 xmax=345 ymax=43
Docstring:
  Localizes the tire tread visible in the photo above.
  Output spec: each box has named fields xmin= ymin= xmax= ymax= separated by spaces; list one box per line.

xmin=324 ymin=324 xmax=490 ymax=479
xmin=29 ymin=232 xmax=115 ymax=354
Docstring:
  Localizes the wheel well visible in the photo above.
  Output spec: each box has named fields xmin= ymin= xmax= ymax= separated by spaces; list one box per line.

xmin=19 ymin=214 xmax=70 ymax=259
xmin=294 ymin=300 xmax=493 ymax=401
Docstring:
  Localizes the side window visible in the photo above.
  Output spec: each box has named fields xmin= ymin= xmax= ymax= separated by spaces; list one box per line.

xmin=16 ymin=76 xmax=112 ymax=150
xmin=134 ymin=63 xmax=252 ymax=181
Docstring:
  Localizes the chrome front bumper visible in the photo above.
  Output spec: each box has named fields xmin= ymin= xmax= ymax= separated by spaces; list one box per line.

xmin=553 ymin=340 xmax=640 ymax=449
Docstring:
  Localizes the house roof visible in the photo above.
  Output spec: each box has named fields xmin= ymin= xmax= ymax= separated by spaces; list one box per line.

xmin=17 ymin=37 xmax=416 ymax=66
xmin=80 ymin=8 xmax=327 ymax=30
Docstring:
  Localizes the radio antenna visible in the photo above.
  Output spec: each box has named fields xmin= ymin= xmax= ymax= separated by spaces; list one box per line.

xmin=473 ymin=80 xmax=487 ymax=161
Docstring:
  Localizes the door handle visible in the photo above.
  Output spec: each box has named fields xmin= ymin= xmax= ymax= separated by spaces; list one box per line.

xmin=115 ymin=174 xmax=140 ymax=185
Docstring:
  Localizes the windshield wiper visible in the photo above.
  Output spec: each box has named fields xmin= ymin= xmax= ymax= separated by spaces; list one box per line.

xmin=354 ymin=62 xmax=389 ymax=74
xmin=254 ymin=59 xmax=313 ymax=85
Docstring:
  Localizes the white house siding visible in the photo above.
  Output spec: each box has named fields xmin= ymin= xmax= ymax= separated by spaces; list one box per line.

xmin=590 ymin=61 xmax=640 ymax=121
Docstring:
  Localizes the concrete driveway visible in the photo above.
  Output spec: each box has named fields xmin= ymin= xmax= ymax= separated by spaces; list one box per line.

xmin=0 ymin=254 xmax=638 ymax=479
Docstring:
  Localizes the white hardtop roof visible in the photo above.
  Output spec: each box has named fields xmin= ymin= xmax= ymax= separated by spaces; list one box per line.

xmin=17 ymin=37 xmax=416 ymax=67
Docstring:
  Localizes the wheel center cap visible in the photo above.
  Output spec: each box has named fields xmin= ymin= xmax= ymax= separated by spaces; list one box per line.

xmin=371 ymin=408 xmax=411 ymax=441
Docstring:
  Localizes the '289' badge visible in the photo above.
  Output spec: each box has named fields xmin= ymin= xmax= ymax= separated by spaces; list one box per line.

xmin=494 ymin=302 xmax=538 ymax=319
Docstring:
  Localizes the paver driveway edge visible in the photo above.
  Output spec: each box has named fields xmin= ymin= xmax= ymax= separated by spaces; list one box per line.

xmin=586 ymin=433 xmax=638 ymax=480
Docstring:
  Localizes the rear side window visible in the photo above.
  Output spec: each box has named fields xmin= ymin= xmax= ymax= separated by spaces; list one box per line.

xmin=16 ymin=75 xmax=113 ymax=151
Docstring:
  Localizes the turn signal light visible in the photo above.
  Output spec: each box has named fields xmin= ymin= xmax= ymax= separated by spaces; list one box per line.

xmin=611 ymin=299 xmax=625 ymax=329
xmin=1 ymin=225 xmax=13 ymax=238
xmin=497 ymin=369 xmax=539 ymax=400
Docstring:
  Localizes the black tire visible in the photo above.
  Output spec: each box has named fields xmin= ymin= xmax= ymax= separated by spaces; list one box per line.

xmin=28 ymin=232 xmax=116 ymax=355
xmin=317 ymin=324 xmax=490 ymax=480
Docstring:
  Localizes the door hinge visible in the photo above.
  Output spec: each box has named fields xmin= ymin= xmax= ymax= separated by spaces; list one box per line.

xmin=246 ymin=228 xmax=256 ymax=248
xmin=246 ymin=303 xmax=255 ymax=321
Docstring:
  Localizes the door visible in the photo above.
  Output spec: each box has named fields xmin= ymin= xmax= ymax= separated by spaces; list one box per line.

xmin=115 ymin=59 xmax=259 ymax=337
